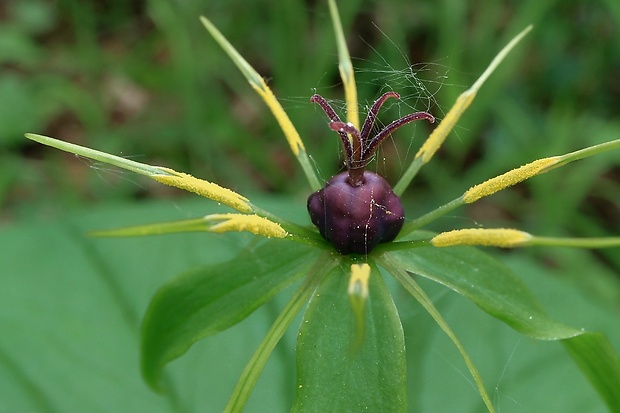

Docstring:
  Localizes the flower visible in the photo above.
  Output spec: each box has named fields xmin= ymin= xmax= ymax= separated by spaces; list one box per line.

xmin=25 ymin=1 xmax=620 ymax=412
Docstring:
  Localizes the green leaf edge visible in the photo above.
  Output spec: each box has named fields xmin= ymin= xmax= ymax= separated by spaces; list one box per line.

xmin=140 ymin=240 xmax=320 ymax=391
xmin=378 ymin=254 xmax=495 ymax=412
xmin=386 ymin=233 xmax=620 ymax=411
xmin=563 ymin=333 xmax=620 ymax=412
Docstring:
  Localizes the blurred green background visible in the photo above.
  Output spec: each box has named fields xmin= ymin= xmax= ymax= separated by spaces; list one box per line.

xmin=2 ymin=0 xmax=620 ymax=411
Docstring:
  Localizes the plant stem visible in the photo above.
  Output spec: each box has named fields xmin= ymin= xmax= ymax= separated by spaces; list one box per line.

xmin=328 ymin=0 xmax=358 ymax=129
xmin=379 ymin=254 xmax=496 ymax=413
xmin=400 ymin=196 xmax=465 ymax=236
xmin=393 ymin=154 xmax=424 ymax=197
xmin=528 ymin=236 xmax=620 ymax=248
xmin=224 ymin=256 xmax=336 ymax=413
xmin=553 ymin=138 xmax=620 ymax=169
xmin=297 ymin=151 xmax=322 ymax=192
xmin=373 ymin=239 xmax=431 ymax=252
xmin=249 ymin=204 xmax=324 ymax=243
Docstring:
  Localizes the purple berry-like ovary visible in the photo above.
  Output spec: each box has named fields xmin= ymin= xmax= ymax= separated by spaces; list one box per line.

xmin=307 ymin=92 xmax=434 ymax=255
xmin=308 ymin=171 xmax=405 ymax=254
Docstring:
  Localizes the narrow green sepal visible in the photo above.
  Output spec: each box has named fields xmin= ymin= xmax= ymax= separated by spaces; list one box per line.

xmin=90 ymin=218 xmax=210 ymax=237
xmin=25 ymin=133 xmax=170 ymax=177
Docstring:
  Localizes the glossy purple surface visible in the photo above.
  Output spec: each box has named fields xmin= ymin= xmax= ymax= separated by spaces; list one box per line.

xmin=308 ymin=171 xmax=404 ymax=254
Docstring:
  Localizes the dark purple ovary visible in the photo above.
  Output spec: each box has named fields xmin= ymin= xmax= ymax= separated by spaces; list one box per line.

xmin=307 ymin=170 xmax=404 ymax=255
xmin=307 ymin=92 xmax=433 ymax=255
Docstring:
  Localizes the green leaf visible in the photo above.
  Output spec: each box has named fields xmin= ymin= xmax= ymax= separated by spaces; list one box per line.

xmin=563 ymin=333 xmax=620 ymax=411
xmin=3 ymin=197 xmax=617 ymax=412
xmin=388 ymin=234 xmax=581 ymax=339
xmin=141 ymin=238 xmax=320 ymax=391
xmin=388 ymin=234 xmax=620 ymax=412
xmin=293 ymin=261 xmax=407 ymax=413
xmin=0 ymin=199 xmax=256 ymax=412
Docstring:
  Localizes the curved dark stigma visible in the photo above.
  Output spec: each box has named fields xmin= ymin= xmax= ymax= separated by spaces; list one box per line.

xmin=328 ymin=121 xmax=365 ymax=169
xmin=362 ymin=111 xmax=435 ymax=160
xmin=359 ymin=91 xmax=400 ymax=144
xmin=311 ymin=94 xmax=353 ymax=164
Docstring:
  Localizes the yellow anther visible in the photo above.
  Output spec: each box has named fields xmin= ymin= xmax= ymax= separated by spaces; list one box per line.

xmin=416 ymin=91 xmax=476 ymax=163
xmin=431 ymin=228 xmax=532 ymax=248
xmin=251 ymin=81 xmax=305 ymax=155
xmin=463 ymin=157 xmax=560 ymax=203
xmin=206 ymin=214 xmax=287 ymax=238
xmin=153 ymin=167 xmax=252 ymax=213
xmin=348 ymin=263 xmax=371 ymax=299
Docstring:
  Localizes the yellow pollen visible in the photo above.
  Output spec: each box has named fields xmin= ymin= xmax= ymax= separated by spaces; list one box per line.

xmin=153 ymin=167 xmax=252 ymax=213
xmin=463 ymin=157 xmax=560 ymax=203
xmin=431 ymin=228 xmax=532 ymax=248
xmin=206 ymin=214 xmax=287 ymax=238
xmin=251 ymin=81 xmax=305 ymax=156
xmin=348 ymin=263 xmax=371 ymax=299
xmin=416 ymin=91 xmax=476 ymax=163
